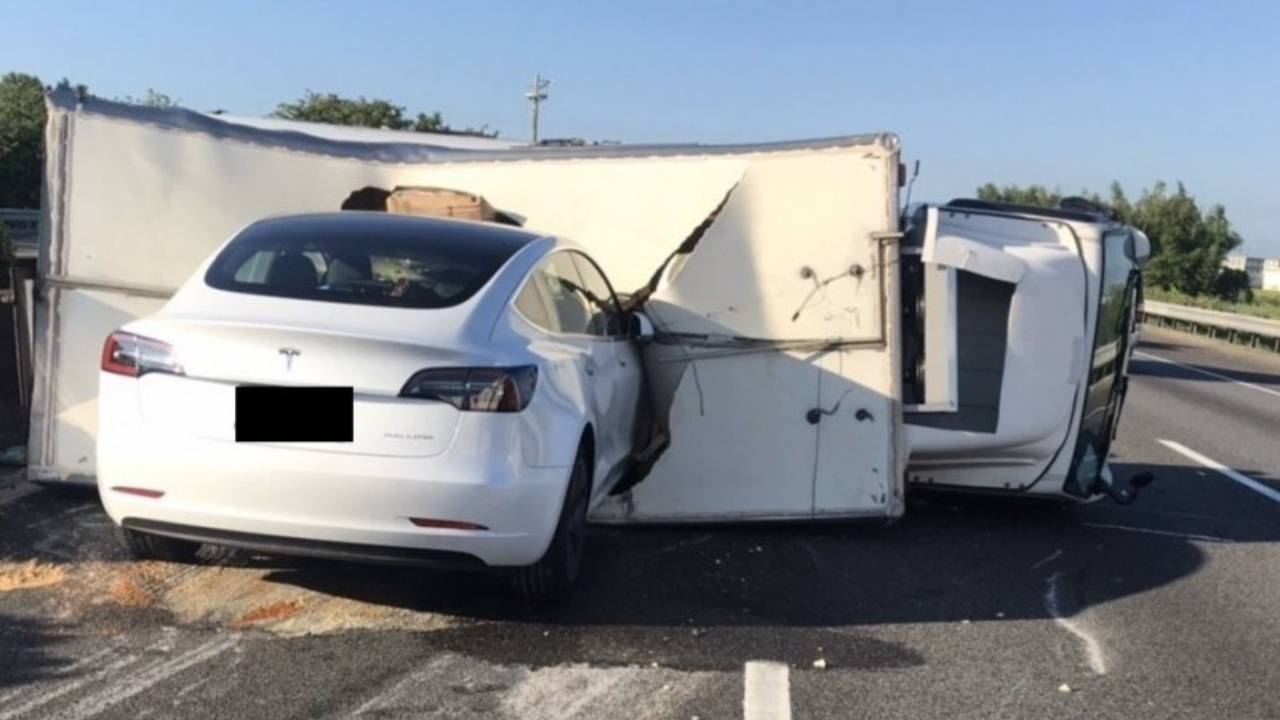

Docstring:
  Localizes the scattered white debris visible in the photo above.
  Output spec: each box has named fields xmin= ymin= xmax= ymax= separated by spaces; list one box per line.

xmin=812 ymin=658 xmax=828 ymax=669
xmin=1058 ymin=683 xmax=1072 ymax=694
xmin=996 ymin=612 xmax=1005 ymax=618
xmin=960 ymin=619 xmax=971 ymax=625
xmin=1045 ymin=572 xmax=1108 ymax=675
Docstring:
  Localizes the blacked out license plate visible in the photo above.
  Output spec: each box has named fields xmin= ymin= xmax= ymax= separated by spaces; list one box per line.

xmin=235 ymin=386 xmax=354 ymax=442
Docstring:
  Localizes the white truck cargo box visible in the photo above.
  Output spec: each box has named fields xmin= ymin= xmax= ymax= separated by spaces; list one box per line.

xmin=31 ymin=89 xmax=905 ymax=521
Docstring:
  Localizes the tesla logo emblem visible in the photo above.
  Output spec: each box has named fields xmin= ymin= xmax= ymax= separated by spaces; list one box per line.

xmin=279 ymin=348 xmax=301 ymax=371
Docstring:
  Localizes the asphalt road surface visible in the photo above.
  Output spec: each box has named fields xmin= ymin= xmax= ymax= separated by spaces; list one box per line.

xmin=1 ymin=325 xmax=1278 ymax=720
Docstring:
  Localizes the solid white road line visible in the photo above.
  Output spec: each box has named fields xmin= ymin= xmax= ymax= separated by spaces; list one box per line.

xmin=1158 ymin=439 xmax=1280 ymax=506
xmin=743 ymin=661 xmax=791 ymax=720
xmin=1135 ymin=350 xmax=1280 ymax=400
xmin=1082 ymin=522 xmax=1232 ymax=544
xmin=1044 ymin=572 xmax=1107 ymax=675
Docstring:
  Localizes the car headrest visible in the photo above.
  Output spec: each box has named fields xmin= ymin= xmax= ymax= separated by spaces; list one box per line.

xmin=266 ymin=254 xmax=319 ymax=289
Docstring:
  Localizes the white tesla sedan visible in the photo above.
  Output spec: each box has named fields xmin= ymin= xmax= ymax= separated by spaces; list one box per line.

xmin=97 ymin=212 xmax=644 ymax=601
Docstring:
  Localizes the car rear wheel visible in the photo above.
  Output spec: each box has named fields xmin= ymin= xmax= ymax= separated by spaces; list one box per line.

xmin=115 ymin=525 xmax=202 ymax=563
xmin=510 ymin=449 xmax=591 ymax=604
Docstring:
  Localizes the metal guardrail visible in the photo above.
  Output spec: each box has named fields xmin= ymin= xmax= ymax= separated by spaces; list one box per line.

xmin=0 ymin=209 xmax=40 ymax=234
xmin=1 ymin=208 xmax=40 ymax=259
xmin=1143 ymin=300 xmax=1280 ymax=352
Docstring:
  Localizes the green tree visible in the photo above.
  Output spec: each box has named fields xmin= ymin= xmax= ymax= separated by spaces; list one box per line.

xmin=1214 ymin=268 xmax=1254 ymax=303
xmin=976 ymin=183 xmax=1064 ymax=208
xmin=974 ymin=180 xmax=1241 ymax=297
xmin=1120 ymin=183 xmax=1241 ymax=296
xmin=117 ymin=89 xmax=178 ymax=108
xmin=273 ymin=91 xmax=411 ymax=129
xmin=412 ymin=111 xmax=445 ymax=132
xmin=0 ymin=73 xmax=47 ymax=208
xmin=272 ymin=91 xmax=496 ymax=137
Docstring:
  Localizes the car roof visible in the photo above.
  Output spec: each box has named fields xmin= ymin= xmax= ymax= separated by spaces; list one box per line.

xmin=246 ymin=212 xmax=547 ymax=253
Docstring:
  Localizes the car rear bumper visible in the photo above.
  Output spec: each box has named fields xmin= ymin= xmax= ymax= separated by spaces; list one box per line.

xmin=98 ymin=423 xmax=572 ymax=568
xmin=121 ymin=518 xmax=488 ymax=569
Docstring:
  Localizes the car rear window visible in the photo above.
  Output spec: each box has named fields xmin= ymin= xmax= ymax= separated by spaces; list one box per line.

xmin=204 ymin=215 xmax=532 ymax=309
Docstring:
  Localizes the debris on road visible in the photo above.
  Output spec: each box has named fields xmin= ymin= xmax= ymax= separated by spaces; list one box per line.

xmin=233 ymin=599 xmax=305 ymax=628
xmin=0 ymin=559 xmax=67 ymax=591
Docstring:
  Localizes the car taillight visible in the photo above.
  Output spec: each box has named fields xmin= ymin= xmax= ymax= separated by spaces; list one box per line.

xmin=399 ymin=366 xmax=537 ymax=412
xmin=101 ymin=331 xmax=185 ymax=377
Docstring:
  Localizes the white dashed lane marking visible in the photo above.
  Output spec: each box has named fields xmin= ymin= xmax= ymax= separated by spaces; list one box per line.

xmin=1082 ymin=522 xmax=1233 ymax=544
xmin=1135 ymin=350 xmax=1280 ymax=400
xmin=1159 ymin=439 xmax=1280 ymax=506
xmin=743 ymin=661 xmax=791 ymax=720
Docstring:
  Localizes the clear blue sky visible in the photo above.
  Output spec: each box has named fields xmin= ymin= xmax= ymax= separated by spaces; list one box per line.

xmin=6 ymin=0 xmax=1279 ymax=255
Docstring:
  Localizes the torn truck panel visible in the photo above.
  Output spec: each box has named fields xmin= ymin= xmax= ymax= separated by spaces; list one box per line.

xmin=592 ymin=137 xmax=904 ymax=522
xmin=647 ymin=145 xmax=896 ymax=343
xmin=625 ymin=184 xmax=738 ymax=313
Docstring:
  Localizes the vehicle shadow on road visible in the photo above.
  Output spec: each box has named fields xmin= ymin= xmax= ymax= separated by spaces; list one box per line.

xmin=261 ymin=461 xmax=1268 ymax=631
xmin=0 ymin=615 xmax=75 ymax=690
xmin=3 ymin=459 xmax=1275 ymax=671
xmin=245 ymin=465 xmax=1245 ymax=669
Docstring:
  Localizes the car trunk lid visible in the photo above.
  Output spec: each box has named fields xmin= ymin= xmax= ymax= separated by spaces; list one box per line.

xmin=129 ymin=315 xmax=480 ymax=457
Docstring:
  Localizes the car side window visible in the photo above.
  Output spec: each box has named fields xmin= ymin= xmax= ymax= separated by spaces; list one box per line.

xmin=542 ymin=253 xmax=594 ymax=335
xmin=570 ymin=253 xmax=624 ymax=337
xmin=233 ymin=250 xmax=275 ymax=283
xmin=513 ymin=272 xmax=555 ymax=331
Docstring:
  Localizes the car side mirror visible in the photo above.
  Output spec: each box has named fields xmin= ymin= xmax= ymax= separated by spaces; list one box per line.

xmin=629 ymin=311 xmax=655 ymax=341
xmin=1130 ymin=230 xmax=1151 ymax=265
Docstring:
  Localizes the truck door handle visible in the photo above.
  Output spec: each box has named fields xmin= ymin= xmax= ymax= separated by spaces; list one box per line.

xmin=585 ymin=358 xmax=597 ymax=376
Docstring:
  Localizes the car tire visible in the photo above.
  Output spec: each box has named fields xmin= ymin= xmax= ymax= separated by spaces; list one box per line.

xmin=511 ymin=449 xmax=591 ymax=604
xmin=116 ymin=525 xmax=201 ymax=563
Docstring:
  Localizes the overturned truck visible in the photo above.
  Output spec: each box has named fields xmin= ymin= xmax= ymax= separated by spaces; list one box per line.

xmin=28 ymin=89 xmax=1149 ymax=520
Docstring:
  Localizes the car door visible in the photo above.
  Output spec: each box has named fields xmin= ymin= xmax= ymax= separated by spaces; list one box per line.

xmin=534 ymin=253 xmax=620 ymax=486
xmin=569 ymin=252 xmax=642 ymax=486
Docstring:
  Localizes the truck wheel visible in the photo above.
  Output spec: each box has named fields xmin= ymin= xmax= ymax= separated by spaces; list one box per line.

xmin=511 ymin=450 xmax=591 ymax=604
xmin=116 ymin=525 xmax=201 ymax=563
